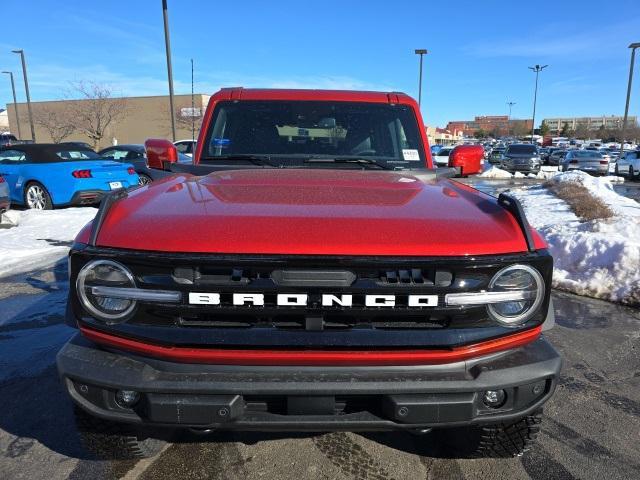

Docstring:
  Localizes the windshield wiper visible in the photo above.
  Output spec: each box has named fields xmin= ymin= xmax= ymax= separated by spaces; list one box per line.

xmin=303 ymin=156 xmax=397 ymax=170
xmin=200 ymin=154 xmax=278 ymax=168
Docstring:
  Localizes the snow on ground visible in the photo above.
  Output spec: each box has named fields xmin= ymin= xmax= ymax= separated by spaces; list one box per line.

xmin=479 ymin=166 xmax=560 ymax=180
xmin=510 ymin=171 xmax=640 ymax=305
xmin=0 ymin=208 xmax=96 ymax=278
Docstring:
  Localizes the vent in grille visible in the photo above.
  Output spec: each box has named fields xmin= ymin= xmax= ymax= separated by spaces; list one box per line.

xmin=173 ymin=267 xmax=251 ymax=286
xmin=378 ymin=269 xmax=452 ymax=287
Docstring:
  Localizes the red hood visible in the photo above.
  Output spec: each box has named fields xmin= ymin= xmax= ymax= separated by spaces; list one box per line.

xmin=94 ymin=169 xmax=539 ymax=256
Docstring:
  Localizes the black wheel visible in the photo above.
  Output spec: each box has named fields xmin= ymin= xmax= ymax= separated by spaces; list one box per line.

xmin=438 ymin=409 xmax=543 ymax=458
xmin=73 ymin=406 xmax=168 ymax=460
xmin=630 ymin=166 xmax=636 ymax=181
xmin=24 ymin=182 xmax=53 ymax=210
xmin=615 ymin=164 xmax=620 ymax=176
xmin=138 ymin=174 xmax=152 ymax=186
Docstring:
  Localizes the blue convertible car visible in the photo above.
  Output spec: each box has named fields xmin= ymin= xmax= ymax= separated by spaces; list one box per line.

xmin=0 ymin=144 xmax=139 ymax=209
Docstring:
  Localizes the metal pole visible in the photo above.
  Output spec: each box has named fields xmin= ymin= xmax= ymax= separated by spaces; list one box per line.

xmin=531 ymin=70 xmax=539 ymax=143
xmin=2 ymin=71 xmax=22 ymax=139
xmin=162 ymin=0 xmax=176 ymax=142
xmin=528 ymin=65 xmax=548 ymax=144
xmin=12 ymin=50 xmax=35 ymax=141
xmin=191 ymin=58 xmax=195 ymax=144
xmin=507 ymin=101 xmax=515 ymax=136
xmin=620 ymin=44 xmax=639 ymax=160
xmin=414 ymin=49 xmax=428 ymax=107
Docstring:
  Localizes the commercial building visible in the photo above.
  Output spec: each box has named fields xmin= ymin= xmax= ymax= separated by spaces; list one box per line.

xmin=425 ymin=126 xmax=463 ymax=146
xmin=445 ymin=116 xmax=532 ymax=137
xmin=543 ymin=116 xmax=638 ymax=134
xmin=5 ymin=94 xmax=211 ymax=149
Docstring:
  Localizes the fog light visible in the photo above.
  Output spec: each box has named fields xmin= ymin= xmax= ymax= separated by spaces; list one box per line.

xmin=483 ymin=389 xmax=506 ymax=408
xmin=115 ymin=390 xmax=140 ymax=408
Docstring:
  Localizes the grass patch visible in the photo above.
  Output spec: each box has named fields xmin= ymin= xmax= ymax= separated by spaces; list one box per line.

xmin=544 ymin=181 xmax=615 ymax=221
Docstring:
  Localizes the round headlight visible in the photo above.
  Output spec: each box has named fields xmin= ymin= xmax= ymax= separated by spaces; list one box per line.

xmin=487 ymin=264 xmax=544 ymax=325
xmin=76 ymin=260 xmax=137 ymax=323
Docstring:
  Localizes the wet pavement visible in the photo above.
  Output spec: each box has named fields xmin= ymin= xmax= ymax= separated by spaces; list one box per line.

xmin=1 ymin=263 xmax=639 ymax=480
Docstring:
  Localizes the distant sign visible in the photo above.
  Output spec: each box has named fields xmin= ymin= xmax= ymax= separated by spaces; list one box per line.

xmin=180 ymin=107 xmax=202 ymax=118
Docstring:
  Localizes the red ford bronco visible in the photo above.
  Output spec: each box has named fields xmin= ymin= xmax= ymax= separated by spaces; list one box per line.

xmin=57 ymin=88 xmax=560 ymax=459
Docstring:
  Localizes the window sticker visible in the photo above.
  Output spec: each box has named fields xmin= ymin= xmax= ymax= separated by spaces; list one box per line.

xmin=402 ymin=149 xmax=420 ymax=161
xmin=213 ymin=138 xmax=231 ymax=148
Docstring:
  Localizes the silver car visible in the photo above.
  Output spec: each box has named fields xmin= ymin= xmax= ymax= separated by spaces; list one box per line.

xmin=616 ymin=150 xmax=640 ymax=180
xmin=561 ymin=150 xmax=609 ymax=175
xmin=0 ymin=174 xmax=9 ymax=213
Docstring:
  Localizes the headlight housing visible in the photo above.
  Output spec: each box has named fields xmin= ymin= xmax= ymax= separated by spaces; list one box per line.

xmin=76 ymin=260 xmax=137 ymax=323
xmin=487 ymin=264 xmax=544 ymax=325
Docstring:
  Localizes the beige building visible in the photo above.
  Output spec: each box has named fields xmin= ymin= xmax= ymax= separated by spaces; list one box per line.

xmin=543 ymin=115 xmax=638 ymax=133
xmin=426 ymin=126 xmax=463 ymax=146
xmin=6 ymin=94 xmax=211 ymax=150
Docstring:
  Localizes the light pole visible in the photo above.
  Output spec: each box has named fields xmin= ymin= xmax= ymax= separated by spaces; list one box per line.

xmin=162 ymin=0 xmax=176 ymax=142
xmin=12 ymin=49 xmax=36 ymax=142
xmin=191 ymin=58 xmax=195 ymax=144
xmin=507 ymin=101 xmax=516 ymax=136
xmin=620 ymin=43 xmax=640 ymax=159
xmin=2 ymin=71 xmax=22 ymax=139
xmin=528 ymin=64 xmax=548 ymax=144
xmin=414 ymin=49 xmax=428 ymax=107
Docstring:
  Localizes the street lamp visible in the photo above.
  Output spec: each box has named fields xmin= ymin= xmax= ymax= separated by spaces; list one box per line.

xmin=507 ymin=101 xmax=516 ymax=136
xmin=11 ymin=49 xmax=36 ymax=142
xmin=414 ymin=49 xmax=428 ymax=107
xmin=619 ymin=42 xmax=640 ymax=159
xmin=162 ymin=0 xmax=176 ymax=142
xmin=1 ymin=71 xmax=22 ymax=139
xmin=528 ymin=64 xmax=548 ymax=144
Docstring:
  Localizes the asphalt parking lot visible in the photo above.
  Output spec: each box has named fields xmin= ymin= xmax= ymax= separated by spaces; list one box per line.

xmin=1 ymin=260 xmax=639 ymax=480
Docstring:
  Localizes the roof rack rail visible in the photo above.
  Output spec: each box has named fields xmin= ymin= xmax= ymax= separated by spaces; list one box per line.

xmin=88 ymin=188 xmax=130 ymax=247
xmin=498 ymin=193 xmax=536 ymax=252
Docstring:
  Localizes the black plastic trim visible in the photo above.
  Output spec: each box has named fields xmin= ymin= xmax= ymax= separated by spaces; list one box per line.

xmin=498 ymin=193 xmax=535 ymax=252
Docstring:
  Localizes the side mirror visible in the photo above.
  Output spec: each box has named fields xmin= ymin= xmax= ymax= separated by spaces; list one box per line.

xmin=448 ymin=145 xmax=484 ymax=177
xmin=145 ymin=138 xmax=178 ymax=170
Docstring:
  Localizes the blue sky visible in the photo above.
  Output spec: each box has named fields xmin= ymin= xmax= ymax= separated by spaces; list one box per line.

xmin=1 ymin=0 xmax=639 ymax=128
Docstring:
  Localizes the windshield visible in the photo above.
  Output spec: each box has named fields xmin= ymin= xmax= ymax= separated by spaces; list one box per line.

xmin=572 ymin=151 xmax=602 ymax=159
xmin=506 ymin=145 xmax=537 ymax=155
xmin=203 ymin=100 xmax=426 ymax=169
xmin=55 ymin=149 xmax=101 ymax=160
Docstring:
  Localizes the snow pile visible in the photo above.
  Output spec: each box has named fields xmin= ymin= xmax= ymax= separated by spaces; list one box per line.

xmin=510 ymin=171 xmax=640 ymax=305
xmin=0 ymin=208 xmax=96 ymax=278
xmin=478 ymin=166 xmax=513 ymax=178
xmin=479 ymin=166 xmax=560 ymax=180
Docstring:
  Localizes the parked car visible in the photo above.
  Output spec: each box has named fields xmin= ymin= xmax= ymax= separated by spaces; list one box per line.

xmin=0 ymin=133 xmax=18 ymax=147
xmin=59 ymin=88 xmax=560 ymax=461
xmin=99 ymin=144 xmax=193 ymax=185
xmin=489 ymin=147 xmax=506 ymax=164
xmin=561 ymin=150 xmax=609 ymax=175
xmin=538 ymin=147 xmax=550 ymax=162
xmin=616 ymin=150 xmax=640 ymax=180
xmin=433 ymin=147 xmax=453 ymax=166
xmin=500 ymin=144 xmax=541 ymax=173
xmin=547 ymin=149 xmax=567 ymax=166
xmin=0 ymin=144 xmax=139 ymax=209
xmin=174 ymin=139 xmax=196 ymax=157
xmin=0 ymin=174 xmax=9 ymax=213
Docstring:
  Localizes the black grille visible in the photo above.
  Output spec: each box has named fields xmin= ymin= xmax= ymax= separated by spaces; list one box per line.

xmin=70 ymin=248 xmax=553 ymax=348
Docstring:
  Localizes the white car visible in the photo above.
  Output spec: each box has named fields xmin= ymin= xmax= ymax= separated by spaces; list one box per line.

xmin=616 ymin=150 xmax=640 ymax=180
xmin=174 ymin=139 xmax=196 ymax=157
xmin=433 ymin=147 xmax=453 ymax=167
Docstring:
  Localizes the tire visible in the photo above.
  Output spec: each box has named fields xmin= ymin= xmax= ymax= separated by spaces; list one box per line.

xmin=138 ymin=173 xmax=152 ymax=186
xmin=438 ymin=409 xmax=543 ymax=458
xmin=615 ymin=164 xmax=620 ymax=176
xmin=24 ymin=182 xmax=53 ymax=210
xmin=630 ymin=166 xmax=636 ymax=181
xmin=73 ymin=406 xmax=168 ymax=460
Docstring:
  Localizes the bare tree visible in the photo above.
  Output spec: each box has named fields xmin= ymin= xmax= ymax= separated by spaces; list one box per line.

xmin=67 ymin=81 xmax=128 ymax=149
xmin=33 ymin=106 xmax=75 ymax=143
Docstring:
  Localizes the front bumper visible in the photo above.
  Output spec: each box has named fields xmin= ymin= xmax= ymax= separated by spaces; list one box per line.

xmin=502 ymin=163 xmax=540 ymax=173
xmin=57 ymin=333 xmax=561 ymax=431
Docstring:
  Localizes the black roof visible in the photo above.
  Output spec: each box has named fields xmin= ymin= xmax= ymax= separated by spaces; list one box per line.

xmin=98 ymin=144 xmax=144 ymax=152
xmin=0 ymin=143 xmax=96 ymax=163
